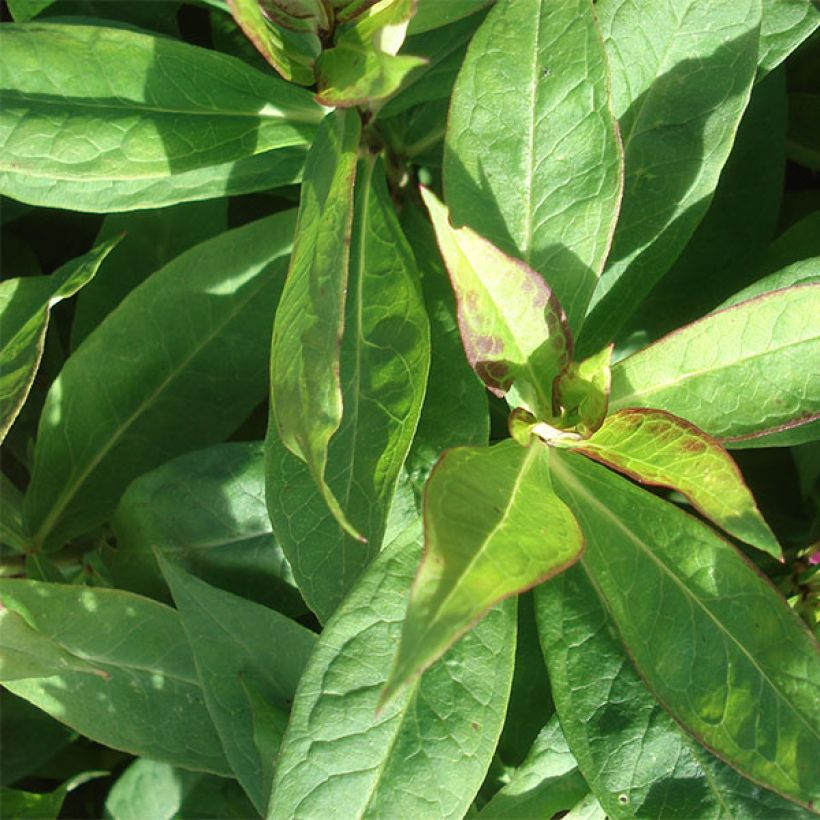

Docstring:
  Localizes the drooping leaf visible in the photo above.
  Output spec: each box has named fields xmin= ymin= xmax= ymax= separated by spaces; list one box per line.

xmin=315 ymin=0 xmax=426 ymax=107
xmin=381 ymin=439 xmax=583 ymax=705
xmin=228 ymin=0 xmax=320 ymax=85
xmin=109 ymin=442 xmax=302 ymax=616
xmin=0 ymin=580 xmax=230 ymax=774
xmin=158 ymin=557 xmax=316 ymax=815
xmin=758 ymin=0 xmax=820 ymax=78
xmin=618 ymin=68 xmax=787 ymax=341
xmin=421 ymin=187 xmax=571 ymax=420
xmin=571 ymin=408 xmax=781 ymax=558
xmin=0 ymin=238 xmax=120 ymax=444
xmin=609 ymin=285 xmax=820 ymax=445
xmin=537 ymin=562 xmax=816 ymax=818
xmin=400 ymin=201 xmax=489 ymax=495
xmin=71 ymin=200 xmax=228 ymax=349
xmin=269 ymin=523 xmax=516 ymax=819
xmin=580 ymin=0 xmax=762 ymax=353
xmin=555 ymin=345 xmax=612 ymax=436
xmin=0 ymin=24 xmax=321 ymax=212
xmin=104 ymin=758 xmax=256 ymax=820
xmin=444 ymin=0 xmax=623 ymax=332
xmin=24 ymin=211 xmax=297 ymax=551
xmin=547 ymin=451 xmax=820 ymax=808
xmin=266 ymin=157 xmax=429 ymax=622
xmin=269 ymin=109 xmax=362 ymax=539
xmin=480 ymin=717 xmax=589 ymax=819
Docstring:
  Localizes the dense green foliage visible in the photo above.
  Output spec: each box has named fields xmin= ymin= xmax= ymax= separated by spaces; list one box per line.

xmin=1 ymin=0 xmax=819 ymax=816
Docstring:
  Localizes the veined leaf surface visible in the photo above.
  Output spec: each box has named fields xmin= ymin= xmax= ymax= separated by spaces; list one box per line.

xmin=270 ymin=109 xmax=361 ymax=539
xmin=581 ymin=0 xmax=761 ymax=352
xmin=0 ymin=580 xmax=230 ymax=775
xmin=547 ymin=452 xmax=820 ymax=807
xmin=0 ymin=24 xmax=322 ymax=211
xmin=269 ymin=524 xmax=516 ymax=819
xmin=537 ymin=563 xmax=816 ymax=818
xmin=758 ymin=0 xmax=820 ymax=77
xmin=444 ymin=0 xmax=623 ymax=332
xmin=267 ymin=157 xmax=429 ymax=621
xmin=158 ymin=557 xmax=316 ymax=815
xmin=24 ymin=211 xmax=297 ymax=551
xmin=572 ymin=408 xmax=781 ymax=558
xmin=608 ymin=285 xmax=820 ymax=444
xmin=422 ymin=187 xmax=570 ymax=420
xmin=381 ymin=439 xmax=583 ymax=704
xmin=0 ymin=237 xmax=120 ymax=444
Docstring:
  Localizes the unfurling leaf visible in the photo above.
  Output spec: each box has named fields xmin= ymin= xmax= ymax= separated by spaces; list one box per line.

xmin=555 ymin=345 xmax=613 ymax=436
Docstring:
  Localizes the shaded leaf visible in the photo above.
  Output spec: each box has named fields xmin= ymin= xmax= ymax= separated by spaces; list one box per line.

xmin=609 ymin=285 xmax=820 ymax=445
xmin=381 ymin=439 xmax=583 ymax=704
xmin=758 ymin=0 xmax=820 ymax=77
xmin=547 ymin=452 xmax=820 ymax=808
xmin=444 ymin=0 xmax=623 ymax=332
xmin=267 ymin=157 xmax=429 ymax=622
xmin=0 ymin=24 xmax=322 ymax=211
xmin=421 ymin=187 xmax=571 ymax=420
xmin=572 ymin=408 xmax=781 ymax=558
xmin=581 ymin=0 xmax=761 ymax=352
xmin=787 ymin=92 xmax=820 ymax=171
xmin=269 ymin=109 xmax=362 ymax=539
xmin=0 ymin=580 xmax=230 ymax=774
xmin=407 ymin=0 xmax=490 ymax=34
xmin=720 ymin=258 xmax=820 ymax=309
xmin=158 ymin=557 xmax=316 ymax=815
xmin=269 ymin=523 xmax=516 ymax=819
xmin=0 ymin=238 xmax=120 ymax=443
xmin=24 ymin=211 xmax=296 ymax=551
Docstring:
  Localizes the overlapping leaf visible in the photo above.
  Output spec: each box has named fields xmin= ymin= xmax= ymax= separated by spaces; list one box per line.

xmin=0 ymin=580 xmax=230 ymax=774
xmin=581 ymin=0 xmax=762 ymax=352
xmin=609 ymin=285 xmax=820 ymax=444
xmin=571 ymin=408 xmax=781 ymax=557
xmin=267 ymin=157 xmax=429 ymax=621
xmin=24 ymin=211 xmax=297 ymax=551
xmin=546 ymin=452 xmax=820 ymax=807
xmin=444 ymin=0 xmax=623 ymax=332
xmin=422 ymin=188 xmax=570 ymax=420
xmin=381 ymin=439 xmax=583 ymax=704
xmin=0 ymin=238 xmax=120 ymax=443
xmin=269 ymin=524 xmax=516 ymax=819
xmin=758 ymin=0 xmax=820 ymax=77
xmin=0 ymin=24 xmax=321 ymax=211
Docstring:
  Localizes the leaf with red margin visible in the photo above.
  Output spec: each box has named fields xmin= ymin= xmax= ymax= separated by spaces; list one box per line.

xmin=569 ymin=408 xmax=782 ymax=559
xmin=421 ymin=187 xmax=571 ymax=420
xmin=379 ymin=438 xmax=583 ymax=706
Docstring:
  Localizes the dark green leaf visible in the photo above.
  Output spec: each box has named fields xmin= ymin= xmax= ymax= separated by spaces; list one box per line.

xmin=407 ymin=0 xmax=491 ymax=34
xmin=580 ymin=0 xmax=761 ymax=352
xmin=444 ymin=0 xmax=622 ymax=332
xmin=158 ymin=557 xmax=316 ymax=814
xmin=787 ymin=92 xmax=820 ymax=170
xmin=24 ymin=211 xmax=296 ymax=551
xmin=267 ymin=158 xmax=429 ymax=622
xmin=0 ymin=579 xmax=230 ymax=774
xmin=269 ymin=524 xmax=516 ymax=818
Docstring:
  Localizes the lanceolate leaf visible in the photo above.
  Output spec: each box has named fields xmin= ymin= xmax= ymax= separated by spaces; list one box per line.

xmin=266 ymin=157 xmax=430 ymax=622
xmin=109 ymin=442 xmax=302 ymax=617
xmin=580 ymin=0 xmax=762 ymax=353
xmin=269 ymin=524 xmax=516 ymax=819
xmin=228 ymin=0 xmax=320 ymax=85
xmin=24 ymin=211 xmax=297 ymax=551
xmin=548 ymin=452 xmax=820 ymax=807
xmin=0 ymin=237 xmax=120 ymax=444
xmin=421 ymin=187 xmax=571 ymax=420
xmin=0 ymin=24 xmax=323 ymax=211
xmin=758 ymin=0 xmax=820 ymax=78
xmin=536 ymin=564 xmax=815 ymax=818
xmin=0 ymin=580 xmax=231 ymax=775
xmin=381 ymin=439 xmax=583 ymax=705
xmin=572 ymin=408 xmax=781 ymax=558
xmin=270 ymin=109 xmax=362 ymax=540
xmin=443 ymin=0 xmax=622 ymax=332
xmin=158 ymin=557 xmax=316 ymax=815
xmin=316 ymin=0 xmax=426 ymax=107
xmin=608 ymin=285 xmax=820 ymax=444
